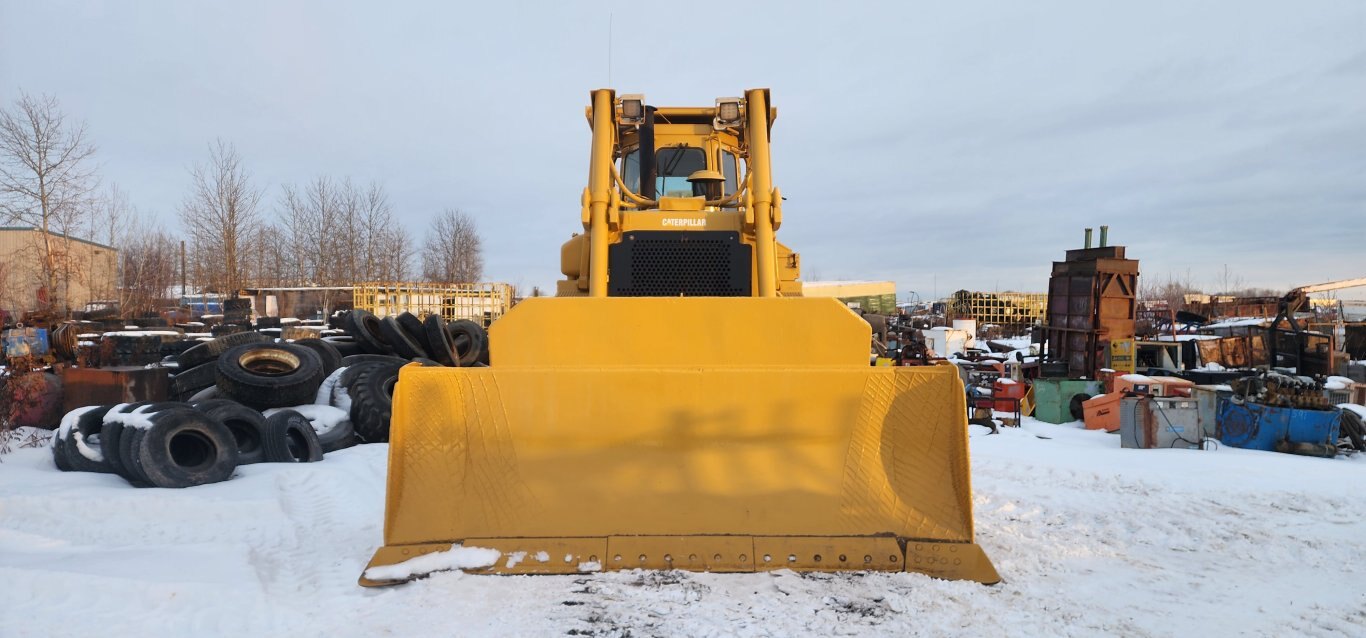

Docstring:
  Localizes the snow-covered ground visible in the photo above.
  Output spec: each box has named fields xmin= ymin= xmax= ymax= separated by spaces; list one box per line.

xmin=2 ymin=418 xmax=1365 ymax=637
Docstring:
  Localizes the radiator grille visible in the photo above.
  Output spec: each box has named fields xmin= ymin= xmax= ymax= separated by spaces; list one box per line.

xmin=608 ymin=231 xmax=752 ymax=297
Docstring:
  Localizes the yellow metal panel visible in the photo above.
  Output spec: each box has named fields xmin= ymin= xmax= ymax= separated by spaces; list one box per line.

xmin=365 ymin=296 xmax=995 ymax=585
xmin=491 ymin=297 xmax=869 ymax=367
xmin=620 ymin=211 xmax=742 ymax=231
xmin=657 ymin=196 xmax=707 ymax=211
xmin=802 ymin=281 xmax=898 ymax=299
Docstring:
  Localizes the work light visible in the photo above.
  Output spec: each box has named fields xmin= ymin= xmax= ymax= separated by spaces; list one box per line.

xmin=714 ymin=97 xmax=743 ymax=129
xmin=620 ymin=94 xmax=644 ymax=125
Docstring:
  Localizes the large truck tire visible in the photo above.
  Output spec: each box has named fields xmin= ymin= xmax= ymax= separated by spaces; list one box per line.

xmin=132 ymin=407 xmax=239 ymax=488
xmin=263 ymin=409 xmax=324 ymax=463
xmin=215 ymin=343 xmax=325 ymax=410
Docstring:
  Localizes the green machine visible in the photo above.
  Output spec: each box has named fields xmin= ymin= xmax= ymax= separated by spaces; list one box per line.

xmin=1032 ymin=378 xmax=1101 ymax=424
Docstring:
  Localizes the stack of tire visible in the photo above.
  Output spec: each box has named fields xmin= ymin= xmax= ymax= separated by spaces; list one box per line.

xmin=50 ymin=400 xmax=329 ymax=488
xmin=317 ymin=310 xmax=489 ymax=442
xmin=101 ymin=332 xmax=173 ymax=366
xmin=162 ymin=310 xmax=489 ymax=446
xmin=336 ymin=309 xmax=488 ymax=367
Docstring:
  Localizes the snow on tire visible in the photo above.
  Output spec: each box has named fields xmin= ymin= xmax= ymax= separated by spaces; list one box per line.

xmin=68 ymin=405 xmax=117 ymax=473
xmin=264 ymin=404 xmax=356 ymax=453
xmin=131 ymin=407 xmax=239 ymax=488
xmin=52 ymin=405 xmax=115 ymax=473
xmin=262 ymin=409 xmax=324 ymax=463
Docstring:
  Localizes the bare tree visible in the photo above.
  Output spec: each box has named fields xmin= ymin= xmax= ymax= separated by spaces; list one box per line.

xmin=421 ymin=209 xmax=484 ymax=283
xmin=119 ymin=227 xmax=180 ymax=317
xmin=178 ymin=140 xmax=262 ymax=295
xmin=381 ymin=223 xmax=414 ymax=281
xmin=0 ymin=93 xmax=99 ymax=313
xmin=1140 ymin=271 xmax=1200 ymax=311
xmin=88 ymin=183 xmax=133 ymax=306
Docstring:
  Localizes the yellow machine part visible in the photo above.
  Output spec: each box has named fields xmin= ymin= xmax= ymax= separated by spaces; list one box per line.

xmin=361 ymin=297 xmax=999 ymax=585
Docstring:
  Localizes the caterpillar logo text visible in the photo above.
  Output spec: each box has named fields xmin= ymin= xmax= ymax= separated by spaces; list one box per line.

xmin=661 ymin=218 xmax=707 ymax=228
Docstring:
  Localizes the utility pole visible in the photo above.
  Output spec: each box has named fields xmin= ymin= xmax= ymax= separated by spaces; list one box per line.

xmin=180 ymin=240 xmax=187 ymax=300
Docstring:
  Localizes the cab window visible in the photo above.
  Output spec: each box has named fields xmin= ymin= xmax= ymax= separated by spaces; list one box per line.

xmin=721 ymin=150 xmax=739 ymax=195
xmin=656 ymin=147 xmax=707 ymax=197
xmin=620 ymin=146 xmax=708 ymax=197
xmin=622 ymin=150 xmax=640 ymax=192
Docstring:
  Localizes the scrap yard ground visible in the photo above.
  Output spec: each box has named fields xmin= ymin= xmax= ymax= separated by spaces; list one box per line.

xmin=3 ymin=419 xmax=1363 ymax=637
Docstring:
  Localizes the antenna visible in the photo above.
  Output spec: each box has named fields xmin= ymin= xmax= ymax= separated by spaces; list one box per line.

xmin=608 ymin=13 xmax=613 ymax=86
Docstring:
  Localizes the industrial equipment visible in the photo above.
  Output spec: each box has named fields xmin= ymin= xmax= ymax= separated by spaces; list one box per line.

xmin=1119 ymin=396 xmax=1202 ymax=449
xmin=1042 ymin=227 xmax=1139 ymax=378
xmin=361 ymin=89 xmax=999 ymax=586
xmin=1268 ymin=276 xmax=1366 ymax=375
xmin=1031 ymin=378 xmax=1102 ymax=424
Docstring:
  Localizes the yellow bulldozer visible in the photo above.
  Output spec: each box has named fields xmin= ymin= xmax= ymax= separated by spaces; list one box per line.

xmin=360 ymin=89 xmax=999 ymax=585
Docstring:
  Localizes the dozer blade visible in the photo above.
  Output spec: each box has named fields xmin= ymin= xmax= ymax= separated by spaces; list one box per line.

xmin=360 ymin=297 xmax=999 ymax=586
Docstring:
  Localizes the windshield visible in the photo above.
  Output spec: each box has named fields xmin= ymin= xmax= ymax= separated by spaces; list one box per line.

xmin=655 ymin=147 xmax=707 ymax=197
xmin=621 ymin=147 xmax=709 ymax=198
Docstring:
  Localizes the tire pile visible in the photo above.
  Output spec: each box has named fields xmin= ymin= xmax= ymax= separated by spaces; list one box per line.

xmin=51 ymin=400 xmax=332 ymax=488
xmin=56 ymin=310 xmax=491 ymax=487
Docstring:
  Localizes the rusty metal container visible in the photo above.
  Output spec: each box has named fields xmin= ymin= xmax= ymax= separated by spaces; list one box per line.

xmin=59 ymin=366 xmax=169 ymax=414
xmin=1044 ymin=228 xmax=1139 ymax=378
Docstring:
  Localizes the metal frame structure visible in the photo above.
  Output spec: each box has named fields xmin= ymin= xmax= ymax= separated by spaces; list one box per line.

xmin=351 ymin=282 xmax=514 ymax=326
xmin=947 ymin=291 xmax=1046 ymax=331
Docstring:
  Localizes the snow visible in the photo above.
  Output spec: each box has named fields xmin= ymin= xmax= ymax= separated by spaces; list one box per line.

xmin=101 ymin=404 xmax=161 ymax=430
xmin=1203 ymin=317 xmax=1271 ymax=329
xmin=102 ymin=330 xmax=182 ymax=338
xmin=363 ymin=545 xmax=502 ymax=582
xmin=315 ymin=366 xmax=348 ymax=405
xmin=2 ymin=418 xmax=1365 ymax=636
xmin=57 ymin=405 xmax=104 ymax=463
xmin=263 ymin=404 xmax=349 ymax=437
xmin=1340 ymin=403 xmax=1366 ymax=419
xmin=332 ymin=384 xmax=353 ymax=414
xmin=1325 ymin=376 xmax=1353 ymax=391
xmin=55 ymin=405 xmax=101 ymax=439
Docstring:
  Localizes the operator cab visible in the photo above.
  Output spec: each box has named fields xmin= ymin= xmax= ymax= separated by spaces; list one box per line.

xmin=621 ymin=146 xmax=742 ymax=201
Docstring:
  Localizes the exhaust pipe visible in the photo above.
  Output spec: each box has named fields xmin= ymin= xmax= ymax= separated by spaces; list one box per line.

xmin=1099 ymin=225 xmax=1109 ymax=248
xmin=640 ymin=106 xmax=657 ymax=200
xmin=1084 ymin=228 xmax=1093 ymax=249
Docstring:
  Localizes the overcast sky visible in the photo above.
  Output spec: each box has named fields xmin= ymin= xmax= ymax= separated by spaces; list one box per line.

xmin=2 ymin=1 xmax=1363 ymax=299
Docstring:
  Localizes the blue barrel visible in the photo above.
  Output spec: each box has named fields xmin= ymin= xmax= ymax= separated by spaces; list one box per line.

xmin=1216 ymin=397 xmax=1341 ymax=451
